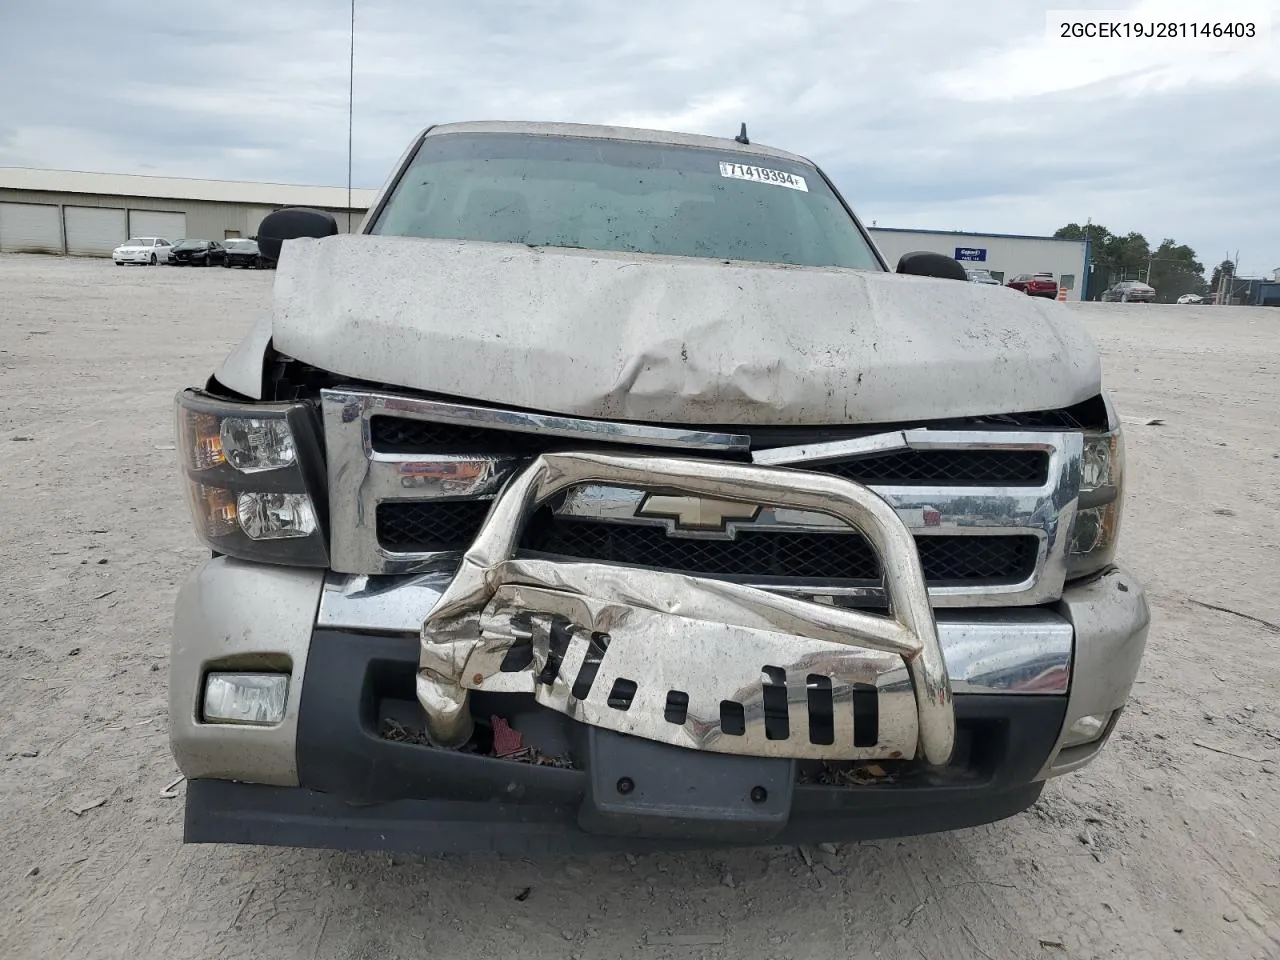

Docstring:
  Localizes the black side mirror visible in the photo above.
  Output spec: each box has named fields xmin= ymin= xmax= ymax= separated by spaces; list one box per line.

xmin=895 ymin=251 xmax=970 ymax=282
xmin=256 ymin=207 xmax=339 ymax=263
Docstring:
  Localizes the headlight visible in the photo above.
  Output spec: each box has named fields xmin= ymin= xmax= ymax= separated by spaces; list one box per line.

xmin=175 ymin=389 xmax=328 ymax=565
xmin=1066 ymin=426 xmax=1124 ymax=579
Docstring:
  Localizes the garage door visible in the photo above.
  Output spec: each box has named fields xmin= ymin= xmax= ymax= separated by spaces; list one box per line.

xmin=0 ymin=203 xmax=62 ymax=254
xmin=128 ymin=210 xmax=187 ymax=243
xmin=64 ymin=206 xmax=127 ymax=257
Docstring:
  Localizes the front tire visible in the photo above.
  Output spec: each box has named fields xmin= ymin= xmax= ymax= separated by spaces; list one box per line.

xmin=150 ymin=253 xmax=157 ymax=265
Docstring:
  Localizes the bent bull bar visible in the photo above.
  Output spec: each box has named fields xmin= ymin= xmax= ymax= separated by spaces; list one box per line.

xmin=417 ymin=452 xmax=955 ymax=765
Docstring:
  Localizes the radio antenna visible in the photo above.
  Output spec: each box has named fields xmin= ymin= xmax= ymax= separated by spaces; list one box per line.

xmin=346 ymin=0 xmax=355 ymax=232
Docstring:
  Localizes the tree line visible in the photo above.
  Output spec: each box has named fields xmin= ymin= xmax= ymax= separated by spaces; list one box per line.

xmin=1052 ymin=223 xmax=1230 ymax=303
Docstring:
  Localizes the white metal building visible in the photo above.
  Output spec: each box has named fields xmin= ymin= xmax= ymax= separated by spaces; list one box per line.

xmin=868 ymin=228 xmax=1089 ymax=301
xmin=0 ymin=167 xmax=377 ymax=257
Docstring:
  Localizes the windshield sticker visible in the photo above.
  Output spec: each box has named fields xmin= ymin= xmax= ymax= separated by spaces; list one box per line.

xmin=718 ymin=161 xmax=808 ymax=192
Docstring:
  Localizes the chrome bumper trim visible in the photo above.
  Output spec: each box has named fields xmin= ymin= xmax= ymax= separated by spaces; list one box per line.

xmin=319 ymin=570 xmax=1074 ymax=696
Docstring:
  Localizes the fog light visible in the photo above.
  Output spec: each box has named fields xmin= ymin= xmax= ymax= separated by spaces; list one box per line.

xmin=1062 ymin=711 xmax=1112 ymax=748
xmin=202 ymin=673 xmax=289 ymax=725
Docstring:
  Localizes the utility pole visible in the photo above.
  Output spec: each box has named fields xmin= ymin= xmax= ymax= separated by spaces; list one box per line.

xmin=1084 ymin=217 xmax=1092 ymax=300
xmin=346 ymin=0 xmax=355 ymax=234
xmin=1216 ymin=252 xmax=1232 ymax=306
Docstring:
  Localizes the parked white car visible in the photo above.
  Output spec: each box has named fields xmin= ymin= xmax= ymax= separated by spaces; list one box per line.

xmin=113 ymin=237 xmax=173 ymax=266
xmin=1177 ymin=293 xmax=1206 ymax=304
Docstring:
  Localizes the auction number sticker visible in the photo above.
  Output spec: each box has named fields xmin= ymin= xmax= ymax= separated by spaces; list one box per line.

xmin=719 ymin=161 xmax=808 ymax=191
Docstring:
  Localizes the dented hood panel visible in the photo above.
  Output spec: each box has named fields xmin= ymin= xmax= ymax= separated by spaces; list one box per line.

xmin=269 ymin=235 xmax=1101 ymax=425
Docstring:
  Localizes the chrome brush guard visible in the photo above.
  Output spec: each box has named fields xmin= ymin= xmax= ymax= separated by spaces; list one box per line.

xmin=417 ymin=452 xmax=955 ymax=765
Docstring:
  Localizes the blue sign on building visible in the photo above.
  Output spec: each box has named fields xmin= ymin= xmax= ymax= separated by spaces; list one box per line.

xmin=955 ymin=247 xmax=987 ymax=262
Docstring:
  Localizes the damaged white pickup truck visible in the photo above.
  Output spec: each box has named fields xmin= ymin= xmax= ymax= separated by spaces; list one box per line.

xmin=171 ymin=121 xmax=1149 ymax=853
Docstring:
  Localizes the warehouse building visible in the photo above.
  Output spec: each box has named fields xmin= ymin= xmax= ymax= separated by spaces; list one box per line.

xmin=2 ymin=168 xmax=1087 ymax=300
xmin=867 ymin=228 xmax=1089 ymax=301
xmin=0 ymin=167 xmax=377 ymax=257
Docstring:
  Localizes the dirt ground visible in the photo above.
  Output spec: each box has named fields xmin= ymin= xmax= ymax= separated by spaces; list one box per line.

xmin=1 ymin=253 xmax=1278 ymax=960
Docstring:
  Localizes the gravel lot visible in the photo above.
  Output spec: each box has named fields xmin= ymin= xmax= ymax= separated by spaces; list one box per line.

xmin=2 ymin=253 xmax=1279 ymax=960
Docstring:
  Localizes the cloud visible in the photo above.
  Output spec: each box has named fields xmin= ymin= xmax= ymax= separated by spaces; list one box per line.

xmin=1 ymin=0 xmax=1277 ymax=273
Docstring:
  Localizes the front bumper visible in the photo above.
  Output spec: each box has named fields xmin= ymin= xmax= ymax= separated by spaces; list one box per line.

xmin=170 ymin=558 xmax=1148 ymax=852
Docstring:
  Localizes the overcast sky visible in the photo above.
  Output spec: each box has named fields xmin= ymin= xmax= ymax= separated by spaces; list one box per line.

xmin=2 ymin=0 xmax=1277 ymax=274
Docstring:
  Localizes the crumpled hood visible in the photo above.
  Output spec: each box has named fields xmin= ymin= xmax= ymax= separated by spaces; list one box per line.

xmin=262 ymin=234 xmax=1100 ymax=425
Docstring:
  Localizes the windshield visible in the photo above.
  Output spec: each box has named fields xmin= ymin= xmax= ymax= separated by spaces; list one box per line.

xmin=371 ymin=133 xmax=882 ymax=270
xmin=226 ymin=240 xmax=256 ymax=251
xmin=176 ymin=240 xmax=206 ymax=249
xmin=124 ymin=238 xmax=152 ymax=246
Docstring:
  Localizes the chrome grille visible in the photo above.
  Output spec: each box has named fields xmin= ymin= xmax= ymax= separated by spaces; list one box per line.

xmin=322 ymin=387 xmax=1083 ymax=607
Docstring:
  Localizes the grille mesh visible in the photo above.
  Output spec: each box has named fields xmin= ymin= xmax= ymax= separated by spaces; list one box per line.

xmin=376 ymin=502 xmax=1039 ymax=584
xmin=524 ymin=519 xmax=1038 ymax=583
xmin=370 ymin=416 xmax=1047 ymax=485
xmin=821 ymin=449 xmax=1047 ymax=486
xmin=371 ymin=416 xmax=551 ymax=454
xmin=376 ymin=500 xmax=492 ymax=553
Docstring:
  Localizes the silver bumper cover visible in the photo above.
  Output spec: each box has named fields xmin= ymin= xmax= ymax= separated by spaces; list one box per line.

xmin=169 ymin=559 xmax=324 ymax=786
xmin=169 ymin=563 xmax=1146 ymax=786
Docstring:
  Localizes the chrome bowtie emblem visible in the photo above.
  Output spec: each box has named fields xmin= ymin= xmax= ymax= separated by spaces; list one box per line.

xmin=635 ymin=494 xmax=760 ymax=531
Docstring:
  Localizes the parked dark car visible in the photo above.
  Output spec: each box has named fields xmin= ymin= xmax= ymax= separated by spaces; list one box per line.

xmin=1006 ymin=272 xmax=1059 ymax=298
xmin=169 ymin=239 xmax=225 ymax=266
xmin=1101 ymin=280 xmax=1156 ymax=303
xmin=223 ymin=238 xmax=264 ymax=269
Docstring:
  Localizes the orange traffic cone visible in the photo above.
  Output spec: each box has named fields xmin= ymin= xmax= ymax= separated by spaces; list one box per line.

xmin=1057 ymin=284 xmax=1068 ymax=302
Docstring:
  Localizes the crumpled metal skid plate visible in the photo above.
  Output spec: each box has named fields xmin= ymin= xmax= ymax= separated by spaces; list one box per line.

xmin=417 ymin=451 xmax=954 ymax=765
xmin=470 ymin=576 xmax=919 ymax=760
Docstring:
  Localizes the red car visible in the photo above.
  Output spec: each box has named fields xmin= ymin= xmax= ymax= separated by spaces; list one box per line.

xmin=1007 ymin=272 xmax=1059 ymax=298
